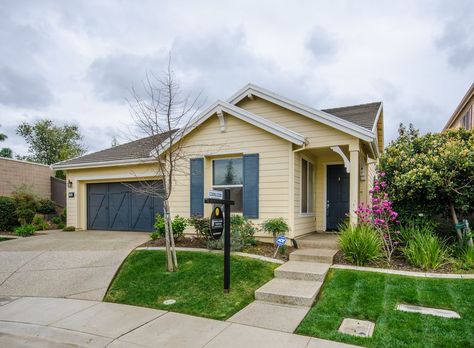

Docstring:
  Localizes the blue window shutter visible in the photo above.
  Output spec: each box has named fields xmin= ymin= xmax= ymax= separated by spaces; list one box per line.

xmin=243 ymin=154 xmax=259 ymax=219
xmin=190 ymin=158 xmax=204 ymax=217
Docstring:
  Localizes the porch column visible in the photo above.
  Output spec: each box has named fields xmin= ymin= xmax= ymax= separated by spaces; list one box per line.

xmin=349 ymin=146 xmax=359 ymax=225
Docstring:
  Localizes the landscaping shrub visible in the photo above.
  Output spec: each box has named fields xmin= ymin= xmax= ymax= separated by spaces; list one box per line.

xmin=188 ymin=215 xmax=211 ymax=240
xmin=399 ymin=218 xmax=436 ymax=244
xmin=154 ymin=214 xmax=166 ymax=236
xmin=32 ymin=215 xmax=48 ymax=230
xmin=207 ymin=214 xmax=257 ymax=251
xmin=14 ymin=224 xmax=36 ymax=237
xmin=0 ymin=196 xmax=18 ymax=231
xmin=60 ymin=208 xmax=67 ymax=222
xmin=12 ymin=185 xmax=38 ymax=225
xmin=171 ymin=215 xmax=187 ymax=239
xmin=57 ymin=223 xmax=65 ymax=230
xmin=355 ymin=171 xmax=400 ymax=262
xmin=62 ymin=226 xmax=75 ymax=231
xmin=51 ymin=216 xmax=62 ymax=225
xmin=153 ymin=214 xmax=188 ymax=240
xmin=16 ymin=208 xmax=36 ymax=225
xmin=36 ymin=198 xmax=56 ymax=214
xmin=150 ymin=231 xmax=160 ymax=240
xmin=261 ymin=217 xmax=289 ymax=244
xmin=403 ymin=232 xmax=449 ymax=270
xmin=338 ymin=223 xmax=382 ymax=266
xmin=456 ymin=247 xmax=474 ymax=270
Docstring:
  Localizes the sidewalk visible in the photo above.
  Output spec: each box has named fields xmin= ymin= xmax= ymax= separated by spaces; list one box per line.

xmin=0 ymin=296 xmax=359 ymax=348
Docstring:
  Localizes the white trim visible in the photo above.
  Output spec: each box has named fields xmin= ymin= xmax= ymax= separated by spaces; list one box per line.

xmin=299 ymin=156 xmax=314 ymax=215
xmin=155 ymin=100 xmax=306 ymax=156
xmin=330 ymin=146 xmax=350 ymax=173
xmin=227 ymin=84 xmax=375 ymax=142
xmin=322 ymin=161 xmax=344 ymax=231
xmin=52 ymin=157 xmax=155 ymax=170
xmin=0 ymin=156 xmax=51 ymax=168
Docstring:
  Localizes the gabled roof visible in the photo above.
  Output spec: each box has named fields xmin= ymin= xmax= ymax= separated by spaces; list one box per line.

xmin=322 ymin=102 xmax=382 ymax=132
xmin=228 ymin=83 xmax=377 ymax=142
xmin=156 ymin=101 xmax=306 ymax=155
xmin=52 ymin=133 xmax=171 ymax=169
xmin=53 ymin=102 xmax=306 ymax=170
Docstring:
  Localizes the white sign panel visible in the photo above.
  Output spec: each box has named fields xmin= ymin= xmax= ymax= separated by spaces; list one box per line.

xmin=208 ymin=189 xmax=223 ymax=200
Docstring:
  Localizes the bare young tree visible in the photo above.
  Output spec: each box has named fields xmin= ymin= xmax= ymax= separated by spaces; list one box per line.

xmin=128 ymin=60 xmax=203 ymax=272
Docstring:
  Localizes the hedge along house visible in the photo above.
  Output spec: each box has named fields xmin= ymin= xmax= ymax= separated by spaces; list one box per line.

xmin=53 ymin=84 xmax=383 ymax=239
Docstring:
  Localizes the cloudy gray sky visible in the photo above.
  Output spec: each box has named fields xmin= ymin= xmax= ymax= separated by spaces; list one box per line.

xmin=0 ymin=0 xmax=473 ymax=156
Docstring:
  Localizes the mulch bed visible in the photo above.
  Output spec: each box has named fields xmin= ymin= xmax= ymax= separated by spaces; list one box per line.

xmin=140 ymin=237 xmax=293 ymax=261
xmin=333 ymin=250 xmax=462 ymax=274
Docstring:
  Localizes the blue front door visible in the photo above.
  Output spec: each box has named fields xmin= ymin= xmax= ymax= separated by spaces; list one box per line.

xmin=87 ymin=181 xmax=163 ymax=231
xmin=326 ymin=165 xmax=349 ymax=230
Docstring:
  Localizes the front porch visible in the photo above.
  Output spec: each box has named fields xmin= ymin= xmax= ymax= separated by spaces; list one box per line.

xmin=290 ymin=141 xmax=374 ymax=239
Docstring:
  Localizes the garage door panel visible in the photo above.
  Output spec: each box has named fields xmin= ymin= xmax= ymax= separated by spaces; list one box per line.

xmin=109 ymin=192 xmax=130 ymax=230
xmin=87 ymin=181 xmax=163 ymax=232
xmin=130 ymin=193 xmax=154 ymax=231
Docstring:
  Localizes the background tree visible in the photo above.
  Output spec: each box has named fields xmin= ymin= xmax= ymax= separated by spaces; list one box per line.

xmin=379 ymin=124 xmax=474 ymax=245
xmin=0 ymin=124 xmax=13 ymax=158
xmin=128 ymin=62 xmax=203 ymax=272
xmin=16 ymin=119 xmax=86 ymax=178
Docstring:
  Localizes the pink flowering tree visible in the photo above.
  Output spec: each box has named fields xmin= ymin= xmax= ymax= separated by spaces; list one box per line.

xmin=355 ymin=172 xmax=400 ymax=262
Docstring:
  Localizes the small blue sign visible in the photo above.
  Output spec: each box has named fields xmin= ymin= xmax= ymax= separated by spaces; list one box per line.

xmin=276 ymin=235 xmax=286 ymax=246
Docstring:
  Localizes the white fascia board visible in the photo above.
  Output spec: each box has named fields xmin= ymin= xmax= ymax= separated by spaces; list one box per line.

xmin=228 ymin=84 xmax=375 ymax=142
xmin=154 ymin=101 xmax=306 ymax=156
xmin=52 ymin=157 xmax=155 ymax=170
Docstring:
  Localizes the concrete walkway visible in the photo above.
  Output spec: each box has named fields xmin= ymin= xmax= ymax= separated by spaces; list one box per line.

xmin=0 ymin=230 xmax=149 ymax=300
xmin=0 ymin=296 xmax=359 ymax=348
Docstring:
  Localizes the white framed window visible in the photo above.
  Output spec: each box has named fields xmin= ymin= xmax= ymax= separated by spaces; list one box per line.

xmin=301 ymin=158 xmax=314 ymax=214
xmin=212 ymin=157 xmax=243 ymax=212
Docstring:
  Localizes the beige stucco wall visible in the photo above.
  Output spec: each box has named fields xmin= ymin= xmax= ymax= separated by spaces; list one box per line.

xmin=0 ymin=157 xmax=52 ymax=198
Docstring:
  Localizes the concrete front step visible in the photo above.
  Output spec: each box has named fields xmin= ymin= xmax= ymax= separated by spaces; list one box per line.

xmin=255 ymin=278 xmax=323 ymax=307
xmin=274 ymin=261 xmax=330 ymax=281
xmin=289 ymin=248 xmax=338 ymax=263
xmin=296 ymin=239 xmax=339 ymax=250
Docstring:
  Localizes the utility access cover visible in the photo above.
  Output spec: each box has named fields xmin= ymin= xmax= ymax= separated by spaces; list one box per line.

xmin=397 ymin=304 xmax=460 ymax=318
xmin=338 ymin=318 xmax=375 ymax=337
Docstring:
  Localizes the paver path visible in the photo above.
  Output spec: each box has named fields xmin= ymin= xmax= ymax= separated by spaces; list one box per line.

xmin=0 ymin=230 xmax=149 ymax=300
xmin=0 ymin=296 xmax=360 ymax=347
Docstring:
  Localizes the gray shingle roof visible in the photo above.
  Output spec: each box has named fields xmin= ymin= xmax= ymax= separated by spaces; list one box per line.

xmin=322 ymin=102 xmax=381 ymax=131
xmin=54 ymin=133 xmax=168 ymax=167
xmin=54 ymin=102 xmax=381 ymax=168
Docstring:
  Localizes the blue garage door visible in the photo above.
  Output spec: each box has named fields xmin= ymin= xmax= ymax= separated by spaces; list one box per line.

xmin=87 ymin=181 xmax=164 ymax=232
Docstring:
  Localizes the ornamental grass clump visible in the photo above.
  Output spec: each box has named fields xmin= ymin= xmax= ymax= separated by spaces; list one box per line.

xmin=403 ymin=232 xmax=449 ymax=270
xmin=338 ymin=223 xmax=382 ymax=266
xmin=355 ymin=172 xmax=401 ymax=262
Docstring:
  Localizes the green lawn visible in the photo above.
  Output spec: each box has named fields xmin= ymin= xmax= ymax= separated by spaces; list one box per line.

xmin=105 ymin=250 xmax=278 ymax=320
xmin=296 ymin=269 xmax=474 ymax=347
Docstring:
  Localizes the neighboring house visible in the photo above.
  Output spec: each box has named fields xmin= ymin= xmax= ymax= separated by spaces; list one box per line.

xmin=0 ymin=157 xmax=65 ymax=206
xmin=53 ymin=84 xmax=383 ymax=239
xmin=444 ymin=82 xmax=473 ymax=130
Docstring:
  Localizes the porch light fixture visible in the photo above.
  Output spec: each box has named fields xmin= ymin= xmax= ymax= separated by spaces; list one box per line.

xmin=68 ymin=180 xmax=73 ymax=188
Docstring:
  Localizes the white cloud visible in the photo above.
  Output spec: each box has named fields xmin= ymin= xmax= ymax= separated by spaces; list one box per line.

xmin=0 ymin=0 xmax=472 ymax=157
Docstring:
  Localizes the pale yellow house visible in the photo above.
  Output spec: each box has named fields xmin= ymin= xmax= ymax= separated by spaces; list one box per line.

xmin=444 ymin=82 xmax=473 ymax=131
xmin=53 ymin=84 xmax=383 ymax=240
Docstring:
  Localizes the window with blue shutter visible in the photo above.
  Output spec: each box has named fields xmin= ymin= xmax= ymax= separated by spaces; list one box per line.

xmin=243 ymin=154 xmax=259 ymax=218
xmin=190 ymin=158 xmax=204 ymax=217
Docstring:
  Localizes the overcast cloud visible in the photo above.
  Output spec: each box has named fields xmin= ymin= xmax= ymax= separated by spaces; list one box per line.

xmin=0 ymin=0 xmax=472 ymax=156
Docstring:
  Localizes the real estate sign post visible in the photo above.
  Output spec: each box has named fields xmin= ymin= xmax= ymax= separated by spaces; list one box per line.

xmin=205 ymin=189 xmax=234 ymax=293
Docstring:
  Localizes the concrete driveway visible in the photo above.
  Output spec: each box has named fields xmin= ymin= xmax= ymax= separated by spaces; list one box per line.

xmin=0 ymin=230 xmax=149 ymax=300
